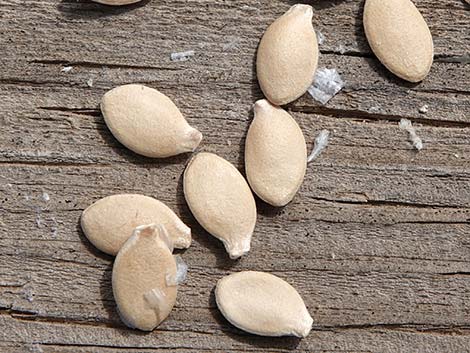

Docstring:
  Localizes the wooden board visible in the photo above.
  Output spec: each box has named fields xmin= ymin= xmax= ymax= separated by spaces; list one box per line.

xmin=0 ymin=0 xmax=469 ymax=351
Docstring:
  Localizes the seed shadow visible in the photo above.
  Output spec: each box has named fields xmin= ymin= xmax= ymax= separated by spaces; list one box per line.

xmin=76 ymin=217 xmax=112 ymax=262
xmin=57 ymin=0 xmax=151 ymax=20
xmin=208 ymin=288 xmax=302 ymax=350
xmin=284 ymin=0 xmax=349 ymax=10
xmin=175 ymin=171 xmax=239 ymax=270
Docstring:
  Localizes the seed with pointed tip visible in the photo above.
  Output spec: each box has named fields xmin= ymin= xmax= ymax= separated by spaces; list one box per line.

xmin=81 ymin=194 xmax=191 ymax=256
xmin=101 ymin=84 xmax=202 ymax=158
xmin=363 ymin=0 xmax=434 ymax=82
xmin=245 ymin=100 xmax=307 ymax=207
xmin=257 ymin=4 xmax=318 ymax=105
xmin=216 ymin=271 xmax=313 ymax=337
xmin=112 ymin=224 xmax=177 ymax=331
xmin=183 ymin=153 xmax=257 ymax=259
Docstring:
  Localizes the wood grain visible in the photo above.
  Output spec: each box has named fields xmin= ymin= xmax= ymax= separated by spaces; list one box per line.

xmin=0 ymin=0 xmax=469 ymax=351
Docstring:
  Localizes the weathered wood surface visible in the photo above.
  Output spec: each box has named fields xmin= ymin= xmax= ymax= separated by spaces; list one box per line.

xmin=0 ymin=0 xmax=469 ymax=352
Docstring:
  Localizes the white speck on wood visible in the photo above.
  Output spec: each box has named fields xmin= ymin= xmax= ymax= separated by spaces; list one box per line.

xmin=308 ymin=68 xmax=345 ymax=105
xmin=41 ymin=192 xmax=50 ymax=202
xmin=338 ymin=44 xmax=346 ymax=54
xmin=308 ymin=130 xmax=330 ymax=163
xmin=418 ymin=104 xmax=429 ymax=114
xmin=61 ymin=66 xmax=73 ymax=73
xmin=399 ymin=119 xmax=423 ymax=151
xmin=316 ymin=31 xmax=325 ymax=45
xmin=86 ymin=78 xmax=94 ymax=88
xmin=170 ymin=50 xmax=195 ymax=62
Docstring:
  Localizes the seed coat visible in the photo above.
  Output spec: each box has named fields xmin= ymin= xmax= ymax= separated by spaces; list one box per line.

xmin=257 ymin=4 xmax=318 ymax=105
xmin=81 ymin=194 xmax=191 ymax=256
xmin=112 ymin=224 xmax=177 ymax=331
xmin=245 ymin=100 xmax=307 ymax=207
xmin=183 ymin=153 xmax=257 ymax=259
xmin=363 ymin=0 xmax=434 ymax=82
xmin=101 ymin=84 xmax=202 ymax=158
xmin=216 ymin=271 xmax=313 ymax=337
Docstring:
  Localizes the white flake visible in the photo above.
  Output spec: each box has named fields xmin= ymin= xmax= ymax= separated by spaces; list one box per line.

xmin=86 ymin=78 xmax=94 ymax=87
xmin=308 ymin=130 xmax=330 ymax=163
xmin=399 ymin=119 xmax=423 ymax=151
xmin=42 ymin=192 xmax=50 ymax=202
xmin=170 ymin=50 xmax=195 ymax=62
xmin=316 ymin=31 xmax=325 ymax=45
xmin=418 ymin=104 xmax=429 ymax=114
xmin=308 ymin=68 xmax=345 ymax=105
xmin=61 ymin=66 xmax=73 ymax=73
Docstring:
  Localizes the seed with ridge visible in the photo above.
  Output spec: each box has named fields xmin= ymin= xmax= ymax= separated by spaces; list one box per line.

xmin=363 ymin=0 xmax=434 ymax=82
xmin=101 ymin=84 xmax=202 ymax=158
xmin=92 ymin=0 xmax=142 ymax=5
xmin=257 ymin=4 xmax=318 ymax=105
xmin=245 ymin=100 xmax=307 ymax=207
xmin=183 ymin=152 xmax=257 ymax=259
xmin=112 ymin=224 xmax=178 ymax=331
xmin=81 ymin=194 xmax=191 ymax=256
xmin=215 ymin=271 xmax=313 ymax=337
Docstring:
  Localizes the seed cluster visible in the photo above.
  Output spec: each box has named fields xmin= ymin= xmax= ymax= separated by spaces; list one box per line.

xmin=82 ymin=0 xmax=435 ymax=337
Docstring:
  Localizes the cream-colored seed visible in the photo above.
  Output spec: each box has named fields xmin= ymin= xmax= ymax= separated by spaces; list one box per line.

xmin=112 ymin=224 xmax=177 ymax=331
xmin=101 ymin=84 xmax=202 ymax=158
xmin=257 ymin=4 xmax=318 ymax=106
xmin=245 ymin=100 xmax=307 ymax=207
xmin=183 ymin=153 xmax=257 ymax=259
xmin=363 ymin=0 xmax=434 ymax=82
xmin=81 ymin=194 xmax=191 ymax=256
xmin=215 ymin=271 xmax=313 ymax=337
xmin=92 ymin=0 xmax=142 ymax=5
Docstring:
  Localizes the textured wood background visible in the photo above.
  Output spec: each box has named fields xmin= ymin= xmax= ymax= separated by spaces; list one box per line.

xmin=1 ymin=0 xmax=469 ymax=352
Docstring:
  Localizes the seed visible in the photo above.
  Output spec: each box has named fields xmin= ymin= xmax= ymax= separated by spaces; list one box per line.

xmin=215 ymin=271 xmax=313 ymax=337
xmin=245 ymin=100 xmax=307 ymax=207
xmin=183 ymin=153 xmax=257 ymax=259
xmin=257 ymin=4 xmax=318 ymax=105
xmin=363 ymin=0 xmax=433 ymax=82
xmin=101 ymin=84 xmax=202 ymax=158
xmin=81 ymin=194 xmax=191 ymax=256
xmin=112 ymin=224 xmax=178 ymax=331
xmin=92 ymin=0 xmax=142 ymax=5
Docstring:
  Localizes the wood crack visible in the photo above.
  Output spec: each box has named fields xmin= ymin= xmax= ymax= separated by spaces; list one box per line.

xmin=29 ymin=59 xmax=183 ymax=71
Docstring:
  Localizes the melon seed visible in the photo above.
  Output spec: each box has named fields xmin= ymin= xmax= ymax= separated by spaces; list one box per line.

xmin=183 ymin=153 xmax=257 ymax=259
xmin=363 ymin=0 xmax=434 ymax=82
xmin=81 ymin=194 xmax=191 ymax=256
xmin=257 ymin=4 xmax=319 ymax=105
xmin=112 ymin=224 xmax=178 ymax=331
xmin=245 ymin=100 xmax=307 ymax=207
xmin=101 ymin=84 xmax=202 ymax=158
xmin=215 ymin=271 xmax=313 ymax=337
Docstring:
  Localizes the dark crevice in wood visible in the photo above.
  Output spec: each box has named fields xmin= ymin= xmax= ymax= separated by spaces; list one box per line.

xmin=314 ymin=323 xmax=470 ymax=336
xmin=320 ymin=49 xmax=374 ymax=59
xmin=438 ymin=271 xmax=470 ymax=277
xmin=311 ymin=196 xmax=469 ymax=210
xmin=29 ymin=59 xmax=183 ymax=71
xmin=435 ymin=53 xmax=470 ymax=64
xmin=288 ymin=105 xmax=470 ymax=129
xmin=0 ymin=160 xmax=111 ymax=168
xmin=38 ymin=106 xmax=101 ymax=117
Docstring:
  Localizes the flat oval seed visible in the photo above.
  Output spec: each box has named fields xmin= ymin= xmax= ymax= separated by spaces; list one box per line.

xmin=257 ymin=4 xmax=318 ymax=106
xmin=216 ymin=271 xmax=313 ymax=337
xmin=364 ymin=0 xmax=433 ymax=82
xmin=245 ymin=100 xmax=307 ymax=207
xmin=113 ymin=224 xmax=177 ymax=331
xmin=92 ymin=0 xmax=142 ymax=6
xmin=101 ymin=84 xmax=202 ymax=158
xmin=81 ymin=194 xmax=191 ymax=256
xmin=183 ymin=153 xmax=257 ymax=259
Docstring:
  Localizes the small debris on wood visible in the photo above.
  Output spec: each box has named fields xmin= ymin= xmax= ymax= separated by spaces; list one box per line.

xmin=418 ymin=104 xmax=429 ymax=114
xmin=61 ymin=66 xmax=73 ymax=73
xmin=86 ymin=78 xmax=94 ymax=88
xmin=170 ymin=50 xmax=195 ymax=62
xmin=308 ymin=129 xmax=330 ymax=163
xmin=399 ymin=119 xmax=423 ymax=151
xmin=308 ymin=68 xmax=345 ymax=105
xmin=42 ymin=192 xmax=50 ymax=202
xmin=338 ymin=44 xmax=346 ymax=54
xmin=316 ymin=31 xmax=325 ymax=45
